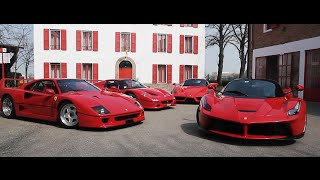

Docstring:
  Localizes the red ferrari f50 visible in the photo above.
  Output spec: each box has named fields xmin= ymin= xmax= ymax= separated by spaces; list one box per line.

xmin=197 ymin=79 xmax=307 ymax=140
xmin=0 ymin=79 xmax=145 ymax=128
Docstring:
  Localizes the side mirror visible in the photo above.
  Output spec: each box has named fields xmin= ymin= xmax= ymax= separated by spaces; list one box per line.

xmin=110 ymin=86 xmax=118 ymax=89
xmin=208 ymin=83 xmax=218 ymax=90
xmin=283 ymin=88 xmax=293 ymax=99
xmin=45 ymin=88 xmax=55 ymax=95
xmin=295 ymin=85 xmax=304 ymax=91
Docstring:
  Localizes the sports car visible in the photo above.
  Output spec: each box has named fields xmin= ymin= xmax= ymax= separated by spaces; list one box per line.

xmin=197 ymin=79 xmax=307 ymax=140
xmin=172 ymin=79 xmax=217 ymax=103
xmin=0 ymin=79 xmax=145 ymax=128
xmin=94 ymin=79 xmax=176 ymax=109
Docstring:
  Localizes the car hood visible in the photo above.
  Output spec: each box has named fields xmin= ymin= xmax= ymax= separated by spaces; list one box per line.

xmin=177 ymin=86 xmax=207 ymax=96
xmin=209 ymin=96 xmax=292 ymax=123
xmin=64 ymin=90 xmax=141 ymax=114
xmin=132 ymin=88 xmax=170 ymax=97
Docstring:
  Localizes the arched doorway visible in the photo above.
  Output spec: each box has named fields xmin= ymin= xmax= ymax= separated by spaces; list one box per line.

xmin=115 ymin=56 xmax=136 ymax=80
xmin=119 ymin=60 xmax=132 ymax=79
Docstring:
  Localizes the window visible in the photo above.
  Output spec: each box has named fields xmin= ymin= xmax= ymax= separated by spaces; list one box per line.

xmin=30 ymin=81 xmax=59 ymax=94
xmin=158 ymin=34 xmax=167 ymax=52
xmin=82 ymin=31 xmax=93 ymax=50
xmin=263 ymin=24 xmax=279 ymax=33
xmin=184 ymin=24 xmax=193 ymax=27
xmin=51 ymin=63 xmax=61 ymax=78
xmin=153 ymin=24 xmax=171 ymax=26
xmin=50 ymin=30 xmax=60 ymax=50
xmin=158 ymin=65 xmax=167 ymax=83
xmin=185 ymin=36 xmax=193 ymax=53
xmin=121 ymin=32 xmax=131 ymax=52
xmin=82 ymin=64 xmax=93 ymax=81
xmin=278 ymin=54 xmax=292 ymax=88
xmin=185 ymin=65 xmax=193 ymax=80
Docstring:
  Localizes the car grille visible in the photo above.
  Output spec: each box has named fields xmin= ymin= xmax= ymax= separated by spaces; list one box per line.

xmin=161 ymin=100 xmax=173 ymax=104
xmin=208 ymin=117 xmax=244 ymax=135
xmin=175 ymin=97 xmax=186 ymax=101
xmin=248 ymin=123 xmax=292 ymax=136
xmin=115 ymin=113 xmax=140 ymax=121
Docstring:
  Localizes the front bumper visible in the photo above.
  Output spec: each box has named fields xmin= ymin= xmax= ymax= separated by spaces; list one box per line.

xmin=198 ymin=109 xmax=306 ymax=140
xmin=174 ymin=95 xmax=202 ymax=103
xmin=78 ymin=110 xmax=145 ymax=128
xmin=139 ymin=98 xmax=176 ymax=109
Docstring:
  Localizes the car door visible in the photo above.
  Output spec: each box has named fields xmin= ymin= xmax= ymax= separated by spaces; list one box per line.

xmin=23 ymin=80 xmax=58 ymax=118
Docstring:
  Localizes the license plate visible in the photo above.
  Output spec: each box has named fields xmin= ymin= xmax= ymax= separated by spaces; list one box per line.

xmin=125 ymin=119 xmax=134 ymax=124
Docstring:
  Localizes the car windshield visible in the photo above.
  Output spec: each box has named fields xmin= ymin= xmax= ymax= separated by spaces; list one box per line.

xmin=57 ymin=79 xmax=99 ymax=93
xmin=183 ymin=79 xmax=208 ymax=86
xmin=222 ymin=79 xmax=285 ymax=98
xmin=119 ymin=79 xmax=146 ymax=89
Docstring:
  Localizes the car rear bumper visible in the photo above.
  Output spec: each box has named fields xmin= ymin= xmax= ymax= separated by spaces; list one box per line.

xmin=78 ymin=110 xmax=145 ymax=128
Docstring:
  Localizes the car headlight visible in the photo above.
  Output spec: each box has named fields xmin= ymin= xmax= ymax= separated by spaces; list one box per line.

xmin=135 ymin=101 xmax=143 ymax=109
xmin=202 ymin=96 xmax=211 ymax=111
xmin=92 ymin=106 xmax=110 ymax=114
xmin=288 ymin=101 xmax=301 ymax=116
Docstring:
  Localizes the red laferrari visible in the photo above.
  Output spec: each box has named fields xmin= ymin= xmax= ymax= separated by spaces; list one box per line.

xmin=172 ymin=79 xmax=217 ymax=103
xmin=197 ymin=79 xmax=307 ymax=140
xmin=94 ymin=79 xmax=176 ymax=109
xmin=0 ymin=79 xmax=144 ymax=128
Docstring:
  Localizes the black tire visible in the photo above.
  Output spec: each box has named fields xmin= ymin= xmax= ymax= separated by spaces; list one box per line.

xmin=126 ymin=92 xmax=136 ymax=99
xmin=196 ymin=105 xmax=200 ymax=126
xmin=2 ymin=96 xmax=16 ymax=119
xmin=58 ymin=102 xmax=79 ymax=129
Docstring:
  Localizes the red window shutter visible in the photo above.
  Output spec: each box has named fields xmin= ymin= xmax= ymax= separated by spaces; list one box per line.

xmin=76 ymin=30 xmax=82 ymax=51
xmin=131 ymin=32 xmax=136 ymax=52
xmin=167 ymin=24 xmax=172 ymax=26
xmin=193 ymin=24 xmax=198 ymax=28
xmin=44 ymin=29 xmax=49 ymax=50
xmin=167 ymin=65 xmax=172 ymax=84
xmin=193 ymin=65 xmax=198 ymax=78
xmin=61 ymin=63 xmax=67 ymax=78
xmin=167 ymin=34 xmax=172 ymax=53
xmin=76 ymin=63 xmax=82 ymax=79
xmin=180 ymin=24 xmax=184 ymax=27
xmin=93 ymin=31 xmax=98 ymax=51
xmin=44 ymin=63 xmax=49 ymax=78
xmin=153 ymin=33 xmax=157 ymax=53
xmin=180 ymin=35 xmax=184 ymax=54
xmin=152 ymin=64 xmax=157 ymax=84
xmin=93 ymin=63 xmax=98 ymax=83
xmin=193 ymin=36 xmax=198 ymax=54
xmin=179 ymin=65 xmax=184 ymax=83
xmin=115 ymin=32 xmax=120 ymax=52
xmin=61 ymin=29 xmax=67 ymax=50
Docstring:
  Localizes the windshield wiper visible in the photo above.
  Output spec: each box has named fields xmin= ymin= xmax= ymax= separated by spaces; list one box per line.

xmin=223 ymin=90 xmax=248 ymax=97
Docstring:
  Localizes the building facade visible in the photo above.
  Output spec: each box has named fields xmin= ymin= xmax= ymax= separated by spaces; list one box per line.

xmin=33 ymin=24 xmax=205 ymax=86
xmin=249 ymin=24 xmax=320 ymax=102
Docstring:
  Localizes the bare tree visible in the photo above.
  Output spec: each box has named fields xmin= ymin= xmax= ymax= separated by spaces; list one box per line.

xmin=230 ymin=24 xmax=248 ymax=78
xmin=1 ymin=25 xmax=33 ymax=80
xmin=205 ymin=24 xmax=233 ymax=85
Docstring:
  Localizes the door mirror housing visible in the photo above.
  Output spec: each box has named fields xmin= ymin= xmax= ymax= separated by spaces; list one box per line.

xmin=45 ymin=88 xmax=55 ymax=95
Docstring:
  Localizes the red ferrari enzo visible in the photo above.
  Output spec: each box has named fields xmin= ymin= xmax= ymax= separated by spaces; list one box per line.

xmin=197 ymin=79 xmax=307 ymax=140
xmin=94 ymin=79 xmax=176 ymax=109
xmin=0 ymin=79 xmax=145 ymax=128
xmin=172 ymin=79 xmax=217 ymax=103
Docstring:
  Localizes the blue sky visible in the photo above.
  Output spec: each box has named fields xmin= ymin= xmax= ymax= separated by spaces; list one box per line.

xmin=205 ymin=41 xmax=241 ymax=75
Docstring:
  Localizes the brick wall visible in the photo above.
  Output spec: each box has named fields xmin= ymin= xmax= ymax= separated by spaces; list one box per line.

xmin=252 ymin=24 xmax=320 ymax=49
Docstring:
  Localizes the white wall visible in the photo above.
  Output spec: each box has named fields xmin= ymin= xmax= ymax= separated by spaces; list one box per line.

xmin=33 ymin=24 xmax=205 ymax=84
xmin=252 ymin=36 xmax=320 ymax=98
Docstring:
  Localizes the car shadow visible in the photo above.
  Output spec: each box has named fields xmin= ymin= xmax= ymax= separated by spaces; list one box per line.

xmin=180 ymin=122 xmax=296 ymax=146
xmin=2 ymin=115 xmax=60 ymax=128
xmin=144 ymin=106 xmax=175 ymax=111
xmin=78 ymin=121 xmax=143 ymax=132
